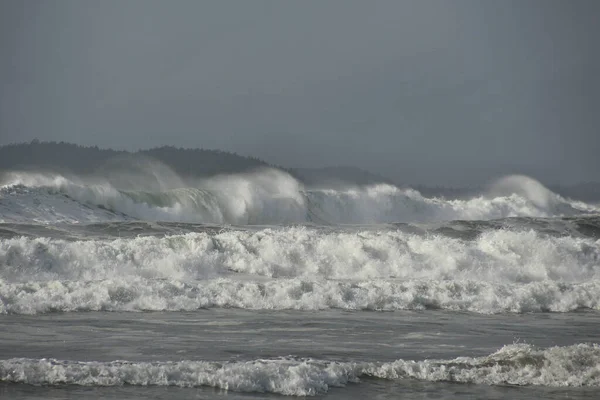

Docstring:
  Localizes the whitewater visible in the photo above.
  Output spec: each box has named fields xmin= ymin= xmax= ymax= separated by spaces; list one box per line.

xmin=1 ymin=169 xmax=599 ymax=399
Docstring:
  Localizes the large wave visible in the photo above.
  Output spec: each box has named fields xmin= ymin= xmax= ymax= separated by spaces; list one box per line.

xmin=0 ymin=170 xmax=597 ymax=224
xmin=2 ymin=344 xmax=599 ymax=395
xmin=2 ymin=228 xmax=599 ymax=314
xmin=0 ymin=169 xmax=306 ymax=224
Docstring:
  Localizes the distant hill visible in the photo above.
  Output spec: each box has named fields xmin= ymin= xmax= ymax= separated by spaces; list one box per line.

xmin=0 ymin=141 xmax=274 ymax=178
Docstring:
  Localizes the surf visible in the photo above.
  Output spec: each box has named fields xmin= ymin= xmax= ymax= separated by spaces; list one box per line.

xmin=1 ymin=170 xmax=597 ymax=225
xmin=2 ymin=344 xmax=598 ymax=395
xmin=1 ymin=227 xmax=599 ymax=314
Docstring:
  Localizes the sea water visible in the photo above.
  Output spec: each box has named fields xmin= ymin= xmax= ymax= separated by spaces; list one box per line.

xmin=1 ymin=171 xmax=599 ymax=398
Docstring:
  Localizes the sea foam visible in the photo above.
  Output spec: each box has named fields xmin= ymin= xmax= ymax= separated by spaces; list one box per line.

xmin=1 ymin=228 xmax=599 ymax=314
xmin=1 ymin=344 xmax=598 ymax=395
xmin=1 ymin=277 xmax=598 ymax=314
xmin=2 ymin=229 xmax=599 ymax=283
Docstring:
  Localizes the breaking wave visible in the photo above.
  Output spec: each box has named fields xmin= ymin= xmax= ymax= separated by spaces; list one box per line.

xmin=2 ymin=344 xmax=599 ymax=395
xmin=1 ymin=228 xmax=599 ymax=314
xmin=3 ymin=228 xmax=600 ymax=283
xmin=2 ymin=278 xmax=598 ymax=314
xmin=1 ymin=171 xmax=597 ymax=225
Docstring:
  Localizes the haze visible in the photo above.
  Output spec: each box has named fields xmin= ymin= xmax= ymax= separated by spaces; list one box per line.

xmin=1 ymin=0 xmax=598 ymax=186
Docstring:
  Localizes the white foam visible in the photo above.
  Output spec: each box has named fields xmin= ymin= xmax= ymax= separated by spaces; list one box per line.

xmin=2 ymin=229 xmax=598 ymax=283
xmin=364 ymin=343 xmax=600 ymax=387
xmin=1 ymin=344 xmax=598 ymax=395
xmin=1 ymin=277 xmax=598 ymax=314
xmin=1 ymin=228 xmax=599 ymax=314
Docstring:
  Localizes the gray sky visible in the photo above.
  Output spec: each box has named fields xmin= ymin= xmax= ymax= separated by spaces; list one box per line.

xmin=1 ymin=0 xmax=599 ymax=185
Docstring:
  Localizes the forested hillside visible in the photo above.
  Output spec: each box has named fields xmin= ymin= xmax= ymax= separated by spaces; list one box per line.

xmin=0 ymin=141 xmax=273 ymax=177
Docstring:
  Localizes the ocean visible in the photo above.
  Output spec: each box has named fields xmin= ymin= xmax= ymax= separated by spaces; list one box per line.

xmin=1 ymin=170 xmax=599 ymax=399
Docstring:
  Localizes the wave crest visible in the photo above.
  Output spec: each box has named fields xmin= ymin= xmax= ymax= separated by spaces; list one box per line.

xmin=1 ymin=171 xmax=596 ymax=224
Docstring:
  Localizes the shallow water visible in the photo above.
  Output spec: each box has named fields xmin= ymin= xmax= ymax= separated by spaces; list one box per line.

xmin=2 ymin=310 xmax=600 ymax=399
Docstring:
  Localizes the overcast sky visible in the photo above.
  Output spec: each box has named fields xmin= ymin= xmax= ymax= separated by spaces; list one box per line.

xmin=1 ymin=0 xmax=598 ymax=185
